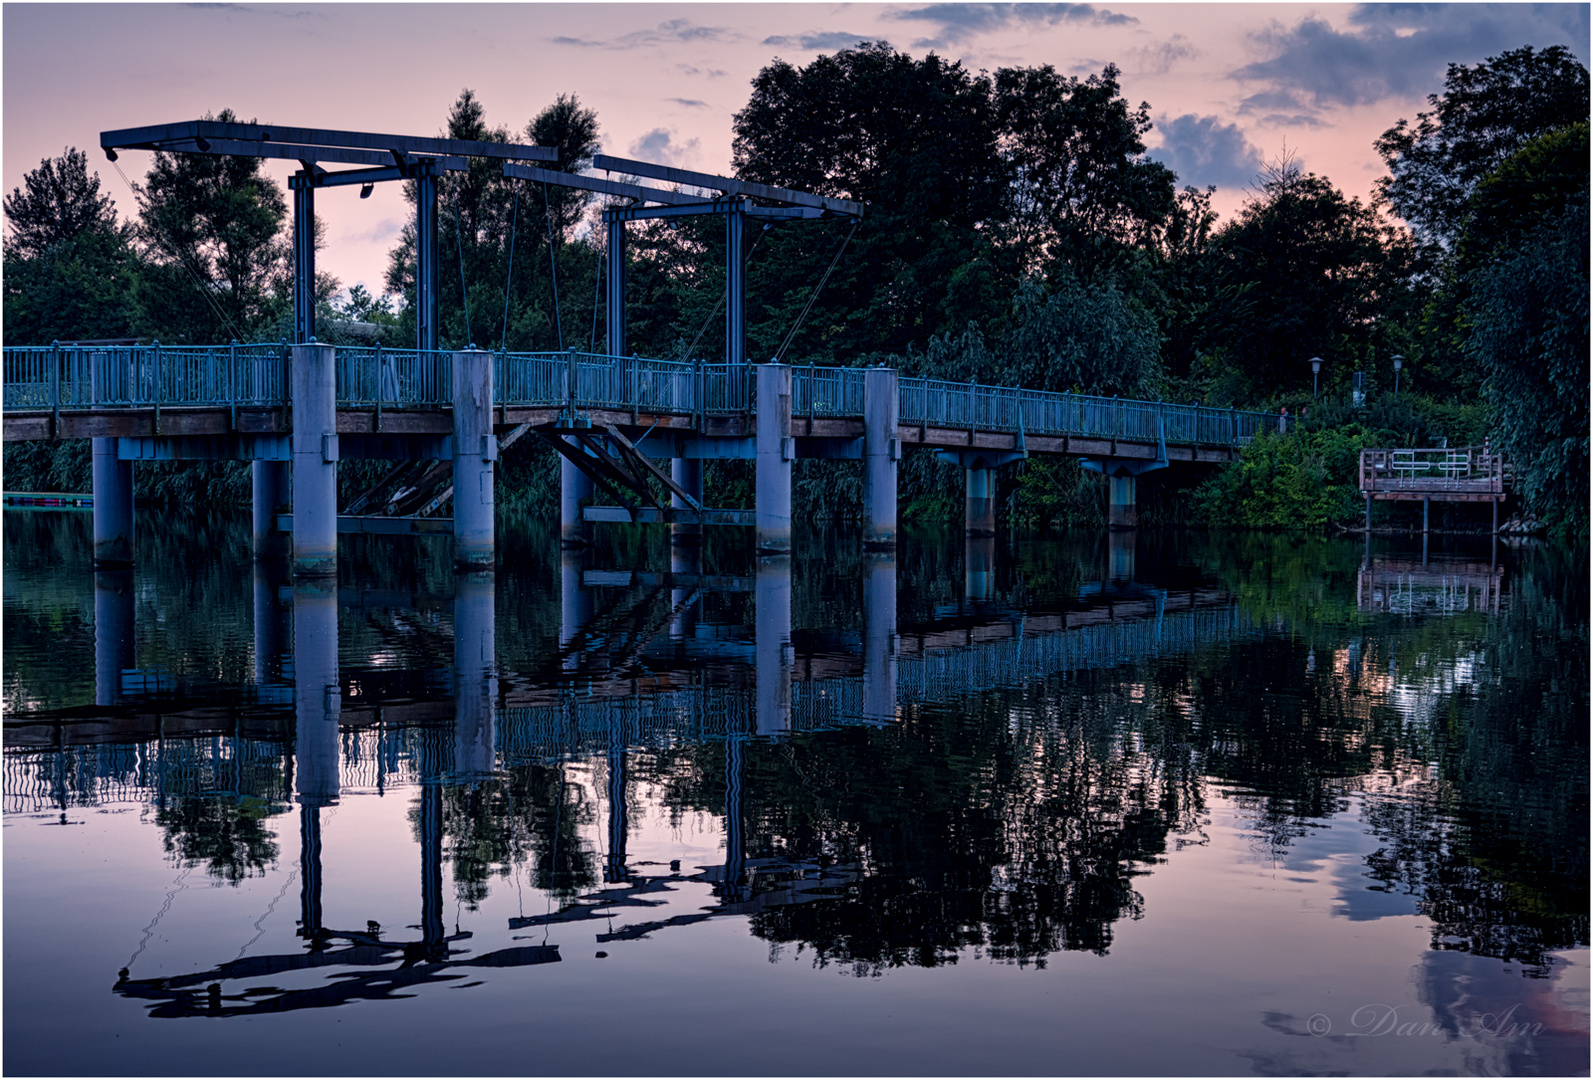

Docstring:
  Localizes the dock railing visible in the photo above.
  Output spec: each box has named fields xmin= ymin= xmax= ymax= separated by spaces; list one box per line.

xmin=1360 ymin=447 xmax=1506 ymax=495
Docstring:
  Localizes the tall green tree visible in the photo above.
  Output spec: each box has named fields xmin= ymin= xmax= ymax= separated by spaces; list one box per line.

xmin=134 ymin=109 xmax=289 ymax=342
xmin=3 ymin=148 xmax=141 ymax=343
xmin=527 ymin=93 xmax=601 ymax=245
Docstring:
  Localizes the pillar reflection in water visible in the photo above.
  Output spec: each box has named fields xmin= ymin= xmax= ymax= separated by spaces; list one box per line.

xmin=755 ymin=555 xmax=792 ymax=737
xmin=862 ymin=553 xmax=898 ymax=721
xmin=965 ymin=534 xmax=995 ymax=605
xmin=292 ymin=578 xmax=340 ymax=942
xmin=452 ymin=572 xmax=497 ymax=780
xmin=1108 ymin=529 xmax=1136 ymax=584
xmin=721 ymin=735 xmax=748 ymax=902
xmin=560 ymin=550 xmax=590 ymax=673
xmin=94 ymin=570 xmax=136 ymax=708
xmin=669 ymin=540 xmax=701 ymax=641
xmin=605 ymin=746 xmax=629 ymax=883
xmin=253 ymin=561 xmax=291 ymax=687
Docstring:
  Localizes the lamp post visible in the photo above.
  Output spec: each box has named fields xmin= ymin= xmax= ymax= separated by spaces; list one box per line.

xmin=1391 ymin=354 xmax=1403 ymax=395
xmin=1308 ymin=356 xmax=1323 ymax=400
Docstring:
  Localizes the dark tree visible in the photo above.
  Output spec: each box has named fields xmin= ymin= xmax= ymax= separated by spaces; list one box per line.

xmin=527 ymin=92 xmax=601 ymax=244
xmin=3 ymin=147 xmax=121 ymax=260
xmin=1375 ymin=45 xmax=1589 ymax=252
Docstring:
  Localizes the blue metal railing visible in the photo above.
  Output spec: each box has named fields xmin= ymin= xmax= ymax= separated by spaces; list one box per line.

xmin=3 ymin=344 xmax=1275 ymax=447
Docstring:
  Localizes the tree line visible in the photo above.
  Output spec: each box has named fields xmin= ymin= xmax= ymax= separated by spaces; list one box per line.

xmin=4 ymin=44 xmax=1586 ymax=535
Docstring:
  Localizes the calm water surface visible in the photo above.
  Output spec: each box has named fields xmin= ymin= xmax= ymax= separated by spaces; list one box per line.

xmin=4 ymin=512 xmax=1587 ymax=1076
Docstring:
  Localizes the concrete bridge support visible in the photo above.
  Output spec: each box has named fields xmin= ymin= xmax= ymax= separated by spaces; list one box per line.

xmin=755 ymin=364 xmax=793 ymax=553
xmin=290 ymin=343 xmax=338 ymax=577
xmin=1109 ymin=475 xmax=1137 ymax=530
xmin=453 ymin=571 xmax=497 ymax=779
xmin=253 ymin=560 xmax=291 ymax=686
xmin=92 ymin=438 xmax=133 ymax=566
xmin=1108 ymin=530 xmax=1136 ymax=583
xmin=862 ymin=553 xmax=897 ymax=721
xmin=755 ymin=554 xmax=792 ymax=736
xmin=863 ymin=367 xmax=899 ymax=549
xmin=966 ymin=467 xmax=996 ymax=537
xmin=670 ymin=541 xmax=701 ymax=640
xmin=671 ymin=457 xmax=703 ymax=545
xmin=452 ymin=349 xmax=495 ymax=569
xmin=560 ymin=451 xmax=593 ymax=548
xmin=252 ymin=461 xmax=290 ymax=561
xmin=965 ymin=534 xmax=996 ymax=604
xmin=94 ymin=569 xmax=135 ymax=708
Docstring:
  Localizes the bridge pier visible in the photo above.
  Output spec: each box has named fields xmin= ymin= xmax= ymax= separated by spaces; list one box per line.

xmin=560 ymin=450 xmax=593 ymax=548
xmin=862 ymin=553 xmax=897 ymax=721
xmin=452 ymin=348 xmax=495 ymax=569
xmin=252 ymin=461 xmax=291 ymax=561
xmin=862 ymin=367 xmax=899 ymax=549
xmin=671 ymin=457 xmax=703 ymax=545
xmin=290 ymin=343 xmax=338 ymax=577
xmin=965 ymin=533 xmax=996 ymax=604
xmin=253 ymin=560 xmax=291 ymax=687
xmin=293 ymin=576 xmax=341 ymax=809
xmin=755 ymin=554 xmax=792 ymax=736
xmin=453 ymin=571 xmax=497 ymax=779
xmin=670 ymin=541 xmax=701 ymax=640
xmin=561 ymin=549 xmax=591 ymax=672
xmin=92 ymin=437 xmax=133 ymax=566
xmin=965 ymin=466 xmax=996 ymax=537
xmin=1109 ymin=475 xmax=1137 ymax=530
xmin=755 ymin=363 xmax=793 ymax=554
xmin=94 ymin=569 xmax=135 ymax=707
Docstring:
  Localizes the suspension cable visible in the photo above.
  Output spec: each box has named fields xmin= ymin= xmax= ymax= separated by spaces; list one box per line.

xmin=591 ymin=229 xmax=604 ymax=354
xmin=500 ymin=187 xmax=520 ymax=353
xmin=774 ymin=218 xmax=858 ymax=364
xmin=454 ymin=187 xmax=473 ymax=346
xmin=542 ymin=183 xmax=564 ymax=351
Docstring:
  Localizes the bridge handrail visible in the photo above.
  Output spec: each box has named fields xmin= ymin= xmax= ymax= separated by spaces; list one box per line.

xmin=3 ymin=342 xmax=290 ymax=410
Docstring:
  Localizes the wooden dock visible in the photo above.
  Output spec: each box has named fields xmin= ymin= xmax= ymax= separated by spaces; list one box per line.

xmin=1359 ymin=447 xmax=1509 ymax=532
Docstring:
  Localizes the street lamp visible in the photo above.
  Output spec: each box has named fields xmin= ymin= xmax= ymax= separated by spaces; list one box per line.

xmin=1308 ymin=356 xmax=1323 ymax=399
xmin=1391 ymin=354 xmax=1403 ymax=395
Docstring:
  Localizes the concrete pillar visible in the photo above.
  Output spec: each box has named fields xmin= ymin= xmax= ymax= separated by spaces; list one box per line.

xmin=292 ymin=577 xmax=340 ymax=810
xmin=1108 ymin=474 xmax=1137 ymax=530
xmin=253 ymin=560 xmax=291 ymax=688
xmin=755 ymin=363 xmax=793 ymax=554
xmin=452 ymin=348 xmax=495 ymax=569
xmin=862 ymin=367 xmax=899 ymax=549
xmin=965 ymin=534 xmax=995 ymax=604
xmin=94 ymin=569 xmax=135 ymax=708
xmin=92 ymin=437 xmax=133 ymax=566
xmin=1108 ymin=530 xmax=1136 ymax=583
xmin=671 ymin=456 xmax=703 ymax=545
xmin=965 ymin=465 xmax=995 ymax=537
xmin=252 ymin=460 xmax=290 ymax=561
xmin=862 ymin=553 xmax=897 ymax=722
xmin=560 ymin=549 xmax=591 ymax=672
xmin=453 ymin=571 xmax=497 ymax=780
xmin=290 ymin=343 xmax=338 ymax=577
xmin=560 ymin=448 xmax=593 ymax=548
xmin=755 ymin=554 xmax=792 ymax=736
xmin=669 ymin=540 xmax=701 ymax=641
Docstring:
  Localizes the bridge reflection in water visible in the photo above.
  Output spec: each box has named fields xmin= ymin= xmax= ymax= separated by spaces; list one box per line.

xmin=4 ymin=539 xmax=1260 ymax=1020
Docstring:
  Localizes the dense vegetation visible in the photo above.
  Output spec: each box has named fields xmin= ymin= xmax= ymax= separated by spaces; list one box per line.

xmin=4 ymin=45 xmax=1586 ymax=536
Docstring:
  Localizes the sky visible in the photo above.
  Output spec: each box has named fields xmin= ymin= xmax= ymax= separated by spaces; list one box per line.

xmin=3 ymin=2 xmax=1587 ymax=298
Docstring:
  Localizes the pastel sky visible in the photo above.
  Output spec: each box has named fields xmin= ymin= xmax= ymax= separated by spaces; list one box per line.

xmin=4 ymin=3 xmax=1587 ymax=297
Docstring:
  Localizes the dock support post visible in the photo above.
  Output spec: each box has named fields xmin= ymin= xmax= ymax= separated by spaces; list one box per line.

xmin=94 ymin=569 xmax=135 ymax=708
xmin=755 ymin=363 xmax=793 ymax=553
xmin=671 ymin=457 xmax=703 ymax=545
xmin=1364 ymin=494 xmax=1372 ymax=537
xmin=755 ymin=554 xmax=792 ymax=736
xmin=92 ymin=437 xmax=133 ymax=566
xmin=453 ymin=571 xmax=496 ymax=779
xmin=1422 ymin=496 xmax=1430 ymax=535
xmin=1108 ymin=474 xmax=1137 ymax=530
xmin=290 ymin=343 xmax=338 ymax=577
xmin=965 ymin=466 xmax=996 ymax=537
xmin=862 ymin=553 xmax=897 ymax=721
xmin=252 ymin=461 xmax=290 ymax=561
xmin=863 ymin=367 xmax=899 ymax=549
xmin=453 ymin=348 xmax=495 ymax=569
xmin=1492 ymin=499 xmax=1499 ymax=536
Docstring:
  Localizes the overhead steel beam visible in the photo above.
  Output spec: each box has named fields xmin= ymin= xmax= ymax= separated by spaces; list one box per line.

xmin=501 ymin=162 xmax=702 ymax=206
xmin=101 ymin=121 xmax=556 ymax=163
xmin=602 ymin=201 xmax=819 ymax=223
xmin=152 ymin=138 xmax=467 ymax=172
xmin=290 ymin=165 xmax=417 ymax=190
xmin=592 ymin=154 xmax=864 ymax=217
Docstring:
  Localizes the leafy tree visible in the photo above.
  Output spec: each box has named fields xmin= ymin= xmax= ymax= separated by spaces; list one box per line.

xmin=527 ymin=93 xmax=602 ymax=245
xmin=1375 ymin=45 xmax=1589 ymax=253
xmin=1198 ymin=158 xmax=1414 ymax=400
xmin=134 ymin=109 xmax=288 ymax=342
xmin=1462 ymin=125 xmax=1589 ymax=538
xmin=2 ymin=148 xmax=141 ymax=343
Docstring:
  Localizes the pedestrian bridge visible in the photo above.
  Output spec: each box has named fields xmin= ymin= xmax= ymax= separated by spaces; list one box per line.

xmin=3 ymin=342 xmax=1277 ymax=567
